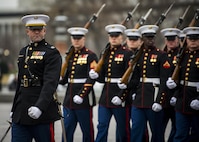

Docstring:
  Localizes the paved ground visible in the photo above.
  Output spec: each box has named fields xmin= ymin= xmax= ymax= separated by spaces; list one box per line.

xmin=0 ymin=83 xmax=171 ymax=142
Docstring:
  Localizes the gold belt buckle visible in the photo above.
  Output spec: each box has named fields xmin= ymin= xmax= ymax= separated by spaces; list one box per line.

xmin=23 ymin=78 xmax=28 ymax=87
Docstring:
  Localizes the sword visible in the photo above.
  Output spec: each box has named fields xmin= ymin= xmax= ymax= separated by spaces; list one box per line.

xmin=53 ymin=92 xmax=67 ymax=142
xmin=0 ymin=120 xmax=12 ymax=142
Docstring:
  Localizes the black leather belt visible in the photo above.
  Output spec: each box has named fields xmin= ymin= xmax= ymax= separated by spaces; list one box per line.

xmin=21 ymin=78 xmax=42 ymax=87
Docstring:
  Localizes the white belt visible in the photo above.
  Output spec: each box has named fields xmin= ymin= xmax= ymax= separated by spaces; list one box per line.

xmin=180 ymin=80 xmax=199 ymax=87
xmin=105 ymin=77 xmax=120 ymax=83
xmin=140 ymin=77 xmax=160 ymax=84
xmin=68 ymin=78 xmax=87 ymax=83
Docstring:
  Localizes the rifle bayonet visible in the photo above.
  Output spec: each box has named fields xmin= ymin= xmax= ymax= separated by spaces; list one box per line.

xmin=121 ymin=3 xmax=140 ymax=25
xmin=155 ymin=2 xmax=175 ymax=26
xmin=84 ymin=3 xmax=106 ymax=29
xmin=176 ymin=5 xmax=190 ymax=28
xmin=134 ymin=8 xmax=152 ymax=29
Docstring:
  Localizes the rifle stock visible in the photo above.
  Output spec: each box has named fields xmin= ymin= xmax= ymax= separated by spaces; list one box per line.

xmin=121 ymin=44 xmax=144 ymax=84
xmin=94 ymin=43 xmax=110 ymax=73
xmin=121 ymin=3 xmax=174 ymax=84
xmin=171 ymin=9 xmax=199 ymax=82
xmin=60 ymin=4 xmax=106 ymax=77
xmin=60 ymin=46 xmax=75 ymax=77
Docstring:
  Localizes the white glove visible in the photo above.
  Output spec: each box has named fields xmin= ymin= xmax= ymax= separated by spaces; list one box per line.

xmin=89 ymin=69 xmax=99 ymax=79
xmin=152 ymin=103 xmax=162 ymax=112
xmin=73 ymin=95 xmax=83 ymax=104
xmin=10 ymin=112 xmax=13 ymax=118
xmin=28 ymin=106 xmax=42 ymax=119
xmin=132 ymin=93 xmax=136 ymax=100
xmin=166 ymin=77 xmax=177 ymax=89
xmin=117 ymin=80 xmax=127 ymax=89
xmin=170 ymin=97 xmax=177 ymax=106
xmin=190 ymin=99 xmax=199 ymax=110
xmin=111 ymin=96 xmax=122 ymax=105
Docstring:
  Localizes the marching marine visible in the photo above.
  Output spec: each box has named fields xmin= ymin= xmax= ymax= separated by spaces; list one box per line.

xmin=11 ymin=14 xmax=62 ymax=142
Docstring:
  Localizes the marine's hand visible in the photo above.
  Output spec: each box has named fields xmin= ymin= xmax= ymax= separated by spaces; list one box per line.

xmin=89 ymin=69 xmax=99 ymax=79
xmin=73 ymin=95 xmax=83 ymax=104
xmin=132 ymin=93 xmax=136 ymax=100
xmin=152 ymin=103 xmax=162 ymax=112
xmin=28 ymin=106 xmax=42 ymax=119
xmin=111 ymin=96 xmax=122 ymax=105
xmin=190 ymin=99 xmax=199 ymax=110
xmin=166 ymin=77 xmax=177 ymax=89
xmin=170 ymin=97 xmax=177 ymax=106
xmin=117 ymin=80 xmax=127 ymax=89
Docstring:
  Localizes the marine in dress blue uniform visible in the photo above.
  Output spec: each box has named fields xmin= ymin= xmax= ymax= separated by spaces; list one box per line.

xmin=129 ymin=25 xmax=170 ymax=142
xmin=124 ymin=28 xmax=149 ymax=142
xmin=160 ymin=28 xmax=181 ymax=142
xmin=11 ymin=14 xmax=62 ymax=142
xmin=166 ymin=27 xmax=199 ymax=142
xmin=60 ymin=27 xmax=98 ymax=142
xmin=90 ymin=24 xmax=132 ymax=142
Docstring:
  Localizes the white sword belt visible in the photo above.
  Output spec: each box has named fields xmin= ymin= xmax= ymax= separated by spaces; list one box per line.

xmin=140 ymin=77 xmax=160 ymax=84
xmin=68 ymin=78 xmax=87 ymax=83
xmin=105 ymin=77 xmax=120 ymax=83
xmin=180 ymin=80 xmax=199 ymax=88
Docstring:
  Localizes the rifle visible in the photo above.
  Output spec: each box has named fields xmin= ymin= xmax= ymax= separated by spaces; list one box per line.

xmin=121 ymin=3 xmax=140 ymax=26
xmin=175 ymin=5 xmax=190 ymax=29
xmin=60 ymin=3 xmax=106 ymax=77
xmin=155 ymin=1 xmax=175 ymax=26
xmin=134 ymin=8 xmax=153 ymax=29
xmin=121 ymin=3 xmax=174 ymax=85
xmin=163 ymin=5 xmax=190 ymax=51
xmin=94 ymin=3 xmax=140 ymax=73
xmin=171 ymin=9 xmax=199 ymax=82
